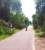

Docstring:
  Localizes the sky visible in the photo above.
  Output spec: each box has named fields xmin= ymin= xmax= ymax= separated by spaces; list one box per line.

xmin=21 ymin=0 xmax=36 ymax=21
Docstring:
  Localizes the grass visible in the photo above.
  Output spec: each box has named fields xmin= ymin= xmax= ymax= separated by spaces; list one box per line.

xmin=36 ymin=32 xmax=44 ymax=37
xmin=35 ymin=29 xmax=44 ymax=37
xmin=14 ymin=29 xmax=20 ymax=33
xmin=0 ymin=35 xmax=9 ymax=40
xmin=0 ymin=29 xmax=20 ymax=40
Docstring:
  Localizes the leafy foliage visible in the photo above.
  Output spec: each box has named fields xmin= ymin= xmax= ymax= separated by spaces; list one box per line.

xmin=33 ymin=0 xmax=45 ymax=37
xmin=0 ymin=0 xmax=30 ymax=40
xmin=10 ymin=13 xmax=29 ymax=29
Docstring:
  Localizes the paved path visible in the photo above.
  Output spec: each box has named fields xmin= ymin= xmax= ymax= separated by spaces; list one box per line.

xmin=0 ymin=26 xmax=35 ymax=50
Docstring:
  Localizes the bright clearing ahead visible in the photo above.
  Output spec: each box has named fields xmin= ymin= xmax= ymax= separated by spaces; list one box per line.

xmin=21 ymin=0 xmax=36 ymax=21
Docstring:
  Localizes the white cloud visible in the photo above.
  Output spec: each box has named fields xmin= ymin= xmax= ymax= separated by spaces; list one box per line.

xmin=21 ymin=0 xmax=36 ymax=21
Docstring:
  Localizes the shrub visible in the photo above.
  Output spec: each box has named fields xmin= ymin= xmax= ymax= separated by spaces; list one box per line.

xmin=37 ymin=32 xmax=44 ymax=37
xmin=0 ymin=26 xmax=15 ymax=36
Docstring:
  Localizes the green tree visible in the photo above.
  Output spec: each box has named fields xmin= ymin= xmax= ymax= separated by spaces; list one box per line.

xmin=10 ymin=13 xmax=29 ymax=29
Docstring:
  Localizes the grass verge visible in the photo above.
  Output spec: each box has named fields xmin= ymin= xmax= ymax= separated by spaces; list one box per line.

xmin=0 ymin=29 xmax=20 ymax=40
xmin=35 ymin=29 xmax=44 ymax=38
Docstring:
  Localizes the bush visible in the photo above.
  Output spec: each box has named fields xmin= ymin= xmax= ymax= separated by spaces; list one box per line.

xmin=36 ymin=32 xmax=44 ymax=37
xmin=0 ymin=25 xmax=20 ymax=40
xmin=0 ymin=26 xmax=15 ymax=36
xmin=35 ymin=29 xmax=45 ymax=37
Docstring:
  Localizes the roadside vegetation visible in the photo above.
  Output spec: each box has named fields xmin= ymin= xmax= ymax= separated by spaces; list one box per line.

xmin=0 ymin=0 xmax=30 ymax=40
xmin=32 ymin=14 xmax=45 ymax=37
xmin=32 ymin=0 xmax=45 ymax=38
xmin=32 ymin=11 xmax=45 ymax=37
xmin=0 ymin=20 xmax=20 ymax=40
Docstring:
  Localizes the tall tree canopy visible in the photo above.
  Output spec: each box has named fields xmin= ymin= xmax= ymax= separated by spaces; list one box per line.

xmin=0 ymin=0 xmax=22 ymax=21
